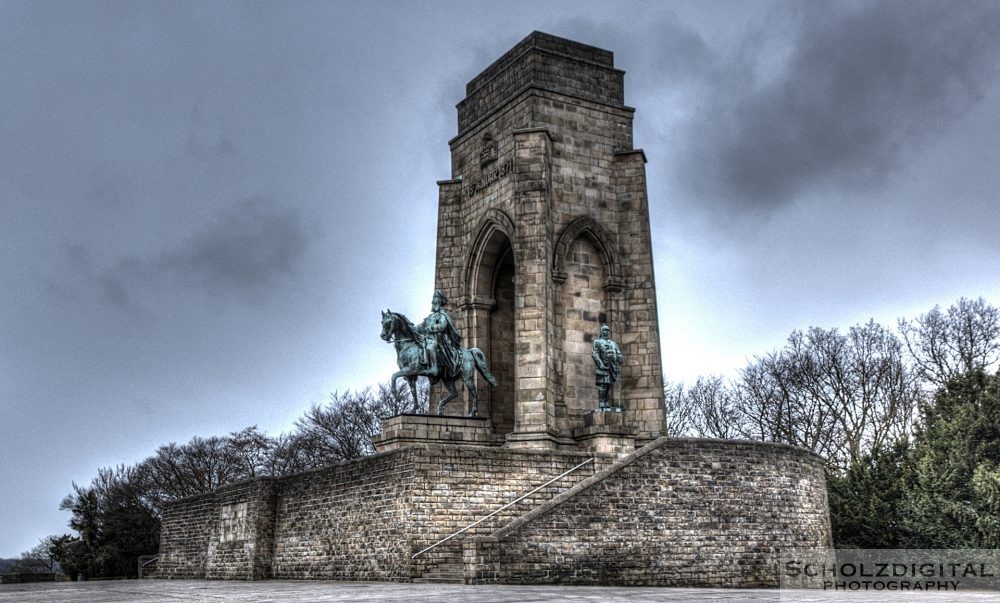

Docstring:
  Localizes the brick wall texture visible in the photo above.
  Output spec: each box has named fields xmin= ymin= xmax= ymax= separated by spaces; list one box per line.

xmin=465 ymin=438 xmax=832 ymax=586
xmin=156 ymin=445 xmax=603 ymax=581
xmin=155 ymin=439 xmax=830 ymax=584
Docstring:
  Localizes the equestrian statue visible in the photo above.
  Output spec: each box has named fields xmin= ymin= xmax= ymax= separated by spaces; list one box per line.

xmin=380 ymin=290 xmax=497 ymax=416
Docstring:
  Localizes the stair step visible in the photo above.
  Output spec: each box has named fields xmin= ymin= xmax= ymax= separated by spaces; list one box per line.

xmin=413 ymin=461 xmax=596 ymax=585
xmin=419 ymin=562 xmax=464 ymax=584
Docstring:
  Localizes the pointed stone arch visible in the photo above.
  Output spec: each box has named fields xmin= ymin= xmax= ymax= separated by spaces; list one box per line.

xmin=462 ymin=209 xmax=516 ymax=434
xmin=552 ymin=216 xmax=624 ymax=434
xmin=464 ymin=209 xmax=516 ymax=302
xmin=552 ymin=216 xmax=623 ymax=291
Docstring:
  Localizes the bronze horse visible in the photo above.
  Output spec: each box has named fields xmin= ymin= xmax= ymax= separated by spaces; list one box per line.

xmin=380 ymin=310 xmax=497 ymax=416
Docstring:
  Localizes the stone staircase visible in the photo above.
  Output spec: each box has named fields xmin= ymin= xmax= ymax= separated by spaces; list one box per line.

xmin=412 ymin=458 xmax=599 ymax=583
xmin=414 ymin=562 xmax=465 ymax=584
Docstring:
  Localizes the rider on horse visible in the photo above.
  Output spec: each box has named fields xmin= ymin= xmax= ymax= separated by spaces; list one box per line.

xmin=417 ymin=290 xmax=462 ymax=379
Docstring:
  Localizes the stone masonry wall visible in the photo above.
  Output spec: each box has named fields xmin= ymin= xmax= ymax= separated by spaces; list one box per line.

xmin=269 ymin=449 xmax=417 ymax=581
xmin=466 ymin=438 xmax=832 ymax=586
xmin=458 ymin=32 xmax=623 ymax=134
xmin=157 ymin=439 xmax=831 ymax=585
xmin=558 ymin=235 xmax=607 ymax=432
xmin=156 ymin=444 xmax=606 ymax=581
xmin=157 ymin=478 xmax=278 ymax=580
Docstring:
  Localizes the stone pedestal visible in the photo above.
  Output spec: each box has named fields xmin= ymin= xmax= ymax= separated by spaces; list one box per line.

xmin=573 ymin=409 xmax=635 ymax=457
xmin=373 ymin=414 xmax=499 ymax=453
xmin=503 ymin=427 xmax=564 ymax=451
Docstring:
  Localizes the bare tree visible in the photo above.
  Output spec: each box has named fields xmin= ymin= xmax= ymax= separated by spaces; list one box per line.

xmin=732 ymin=356 xmax=779 ymax=443
xmin=899 ymin=297 xmax=1000 ymax=388
xmin=223 ymin=425 xmax=276 ymax=479
xmin=663 ymin=381 xmax=697 ymax=437
xmin=687 ymin=375 xmax=742 ymax=439
xmin=11 ymin=540 xmax=58 ymax=574
xmin=141 ymin=436 xmax=242 ymax=503
xmin=293 ymin=394 xmax=375 ymax=463
xmin=733 ymin=322 xmax=919 ymax=468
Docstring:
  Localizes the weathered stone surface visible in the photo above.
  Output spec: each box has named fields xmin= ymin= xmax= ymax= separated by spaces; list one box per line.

xmin=156 ymin=445 xmax=604 ymax=581
xmin=373 ymin=414 xmax=500 ymax=452
xmin=157 ymin=478 xmax=278 ymax=580
xmin=465 ymin=438 xmax=832 ymax=586
xmin=20 ymin=579 xmax=997 ymax=602
xmin=156 ymin=438 xmax=830 ymax=585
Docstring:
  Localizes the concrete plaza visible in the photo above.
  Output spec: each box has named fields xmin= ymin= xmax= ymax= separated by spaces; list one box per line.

xmin=2 ymin=581 xmax=998 ymax=602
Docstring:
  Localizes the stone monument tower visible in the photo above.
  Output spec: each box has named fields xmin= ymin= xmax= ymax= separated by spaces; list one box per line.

xmin=433 ymin=32 xmax=665 ymax=448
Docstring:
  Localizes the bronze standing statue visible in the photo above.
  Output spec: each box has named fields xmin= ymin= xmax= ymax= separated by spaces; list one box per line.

xmin=592 ymin=323 xmax=623 ymax=410
xmin=380 ymin=290 xmax=497 ymax=416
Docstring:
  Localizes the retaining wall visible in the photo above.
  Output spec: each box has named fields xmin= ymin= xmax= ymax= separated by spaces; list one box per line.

xmin=156 ymin=438 xmax=831 ymax=585
xmin=465 ymin=438 xmax=832 ymax=586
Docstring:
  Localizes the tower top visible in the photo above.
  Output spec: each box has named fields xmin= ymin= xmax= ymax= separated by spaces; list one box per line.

xmin=457 ymin=31 xmax=626 ymax=135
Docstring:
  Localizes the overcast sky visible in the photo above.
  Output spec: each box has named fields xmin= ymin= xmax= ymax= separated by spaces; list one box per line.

xmin=3 ymin=0 xmax=999 ymax=557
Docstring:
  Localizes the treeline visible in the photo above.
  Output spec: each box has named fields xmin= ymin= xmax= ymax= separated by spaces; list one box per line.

xmin=665 ymin=297 xmax=1000 ymax=548
xmin=46 ymin=385 xmax=424 ymax=579
xmin=0 ymin=541 xmax=59 ymax=575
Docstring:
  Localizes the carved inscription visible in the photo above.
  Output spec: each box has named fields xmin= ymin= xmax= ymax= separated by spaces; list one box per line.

xmin=463 ymin=159 xmax=513 ymax=198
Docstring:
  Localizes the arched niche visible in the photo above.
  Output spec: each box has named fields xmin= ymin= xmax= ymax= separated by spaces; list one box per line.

xmin=552 ymin=217 xmax=622 ymax=432
xmin=552 ymin=216 xmax=622 ymax=290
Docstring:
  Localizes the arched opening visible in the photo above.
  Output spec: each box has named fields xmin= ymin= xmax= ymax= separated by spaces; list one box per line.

xmin=467 ymin=219 xmax=516 ymax=437
xmin=488 ymin=245 xmax=515 ymax=435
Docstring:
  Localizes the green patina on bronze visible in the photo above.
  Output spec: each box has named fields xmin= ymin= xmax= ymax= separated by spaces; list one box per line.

xmin=381 ymin=290 xmax=497 ymax=416
xmin=592 ymin=324 xmax=623 ymax=411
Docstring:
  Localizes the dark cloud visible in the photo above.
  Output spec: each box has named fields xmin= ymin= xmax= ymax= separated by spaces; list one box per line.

xmin=93 ymin=198 xmax=314 ymax=309
xmin=158 ymin=198 xmax=309 ymax=290
xmin=679 ymin=1 xmax=1000 ymax=210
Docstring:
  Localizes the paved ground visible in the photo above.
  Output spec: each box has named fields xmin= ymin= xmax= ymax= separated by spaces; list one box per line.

xmin=2 ymin=581 xmax=999 ymax=603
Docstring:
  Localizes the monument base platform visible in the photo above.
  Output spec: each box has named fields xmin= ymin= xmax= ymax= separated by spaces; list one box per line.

xmin=156 ymin=437 xmax=832 ymax=586
xmin=373 ymin=414 xmax=499 ymax=452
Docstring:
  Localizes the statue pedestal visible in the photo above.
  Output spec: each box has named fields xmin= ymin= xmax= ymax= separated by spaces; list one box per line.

xmin=573 ymin=408 xmax=635 ymax=457
xmin=373 ymin=414 xmax=499 ymax=453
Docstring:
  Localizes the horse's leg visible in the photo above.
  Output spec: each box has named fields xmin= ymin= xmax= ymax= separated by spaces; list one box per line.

xmin=389 ymin=370 xmax=408 ymax=399
xmin=438 ymin=380 xmax=458 ymax=415
xmin=407 ymin=377 xmax=420 ymax=414
xmin=461 ymin=351 xmax=479 ymax=417
xmin=464 ymin=373 xmax=478 ymax=417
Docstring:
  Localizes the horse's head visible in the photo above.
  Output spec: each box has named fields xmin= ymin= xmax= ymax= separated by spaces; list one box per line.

xmin=380 ymin=309 xmax=395 ymax=342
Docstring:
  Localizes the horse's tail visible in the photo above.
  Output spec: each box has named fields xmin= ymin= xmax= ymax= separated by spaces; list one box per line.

xmin=470 ymin=348 xmax=498 ymax=387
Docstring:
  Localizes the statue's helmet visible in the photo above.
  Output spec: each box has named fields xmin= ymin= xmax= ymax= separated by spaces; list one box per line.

xmin=600 ymin=323 xmax=611 ymax=335
xmin=432 ymin=290 xmax=448 ymax=306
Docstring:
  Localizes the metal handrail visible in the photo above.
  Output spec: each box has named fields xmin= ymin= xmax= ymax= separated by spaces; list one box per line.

xmin=411 ymin=457 xmax=594 ymax=559
xmin=137 ymin=555 xmax=159 ymax=580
